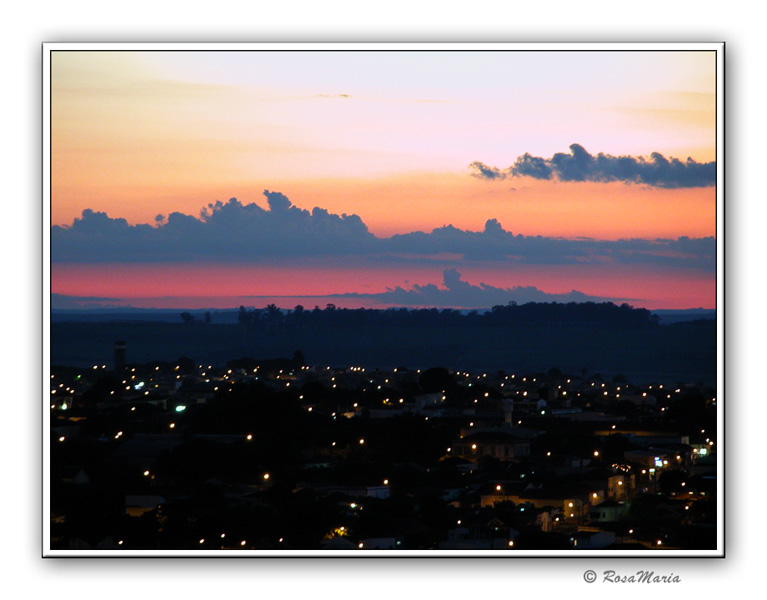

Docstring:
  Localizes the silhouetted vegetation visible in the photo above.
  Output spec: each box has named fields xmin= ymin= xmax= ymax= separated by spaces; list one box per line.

xmin=231 ymin=301 xmax=659 ymax=333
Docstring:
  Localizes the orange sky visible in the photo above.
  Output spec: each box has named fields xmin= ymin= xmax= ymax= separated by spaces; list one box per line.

xmin=49 ymin=47 xmax=719 ymax=309
xmin=52 ymin=173 xmax=716 ymax=240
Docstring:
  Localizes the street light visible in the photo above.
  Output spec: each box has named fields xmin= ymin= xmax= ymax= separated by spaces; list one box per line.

xmin=566 ymin=499 xmax=584 ymax=524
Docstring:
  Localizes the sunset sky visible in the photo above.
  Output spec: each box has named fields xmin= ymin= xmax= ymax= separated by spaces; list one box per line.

xmin=49 ymin=46 xmax=719 ymax=310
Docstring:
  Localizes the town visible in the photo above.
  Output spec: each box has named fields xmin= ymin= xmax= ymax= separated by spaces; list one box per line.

xmin=49 ymin=341 xmax=717 ymax=553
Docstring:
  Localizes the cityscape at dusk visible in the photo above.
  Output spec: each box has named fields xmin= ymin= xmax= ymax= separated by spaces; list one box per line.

xmin=45 ymin=44 xmax=722 ymax=557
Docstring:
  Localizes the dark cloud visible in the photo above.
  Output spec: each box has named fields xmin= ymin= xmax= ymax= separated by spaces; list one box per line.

xmin=509 ymin=153 xmax=553 ymax=180
xmin=471 ymin=144 xmax=716 ymax=188
xmin=336 ymin=269 xmax=626 ymax=309
xmin=385 ymin=221 xmax=715 ymax=270
xmin=264 ymin=190 xmax=292 ymax=212
xmin=52 ymin=190 xmax=376 ymax=262
xmin=51 ymin=293 xmax=128 ymax=310
xmin=51 ymin=191 xmax=715 ymax=272
xmin=468 ymin=161 xmax=508 ymax=180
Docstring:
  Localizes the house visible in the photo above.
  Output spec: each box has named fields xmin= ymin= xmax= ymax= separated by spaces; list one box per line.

xmin=605 ymin=473 xmax=630 ymax=501
xmin=479 ymin=481 xmax=532 ymax=508
xmin=688 ymin=452 xmax=716 ymax=477
xmin=624 ymin=448 xmax=674 ymax=470
xmin=575 ymin=467 xmax=633 ymax=502
xmin=414 ymin=393 xmax=445 ymax=412
xmin=485 ymin=484 xmax=594 ymax=519
xmin=506 ymin=398 xmax=546 ymax=414
xmin=451 ymin=430 xmax=532 ymax=461
xmin=589 ymin=500 xmax=627 ymax=523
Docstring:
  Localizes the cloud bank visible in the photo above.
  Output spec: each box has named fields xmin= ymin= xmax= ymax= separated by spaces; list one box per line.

xmin=337 ymin=269 xmax=626 ymax=308
xmin=50 ymin=269 xmax=627 ymax=311
xmin=51 ymin=190 xmax=715 ymax=271
xmin=52 ymin=191 xmax=376 ymax=263
xmin=470 ymin=144 xmax=716 ymax=188
xmin=51 ymin=293 xmax=129 ymax=310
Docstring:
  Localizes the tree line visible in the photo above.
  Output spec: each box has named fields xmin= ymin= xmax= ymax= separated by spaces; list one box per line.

xmin=222 ymin=301 xmax=660 ymax=333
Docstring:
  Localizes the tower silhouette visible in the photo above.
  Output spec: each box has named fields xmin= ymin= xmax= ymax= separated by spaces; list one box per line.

xmin=114 ymin=341 xmax=126 ymax=373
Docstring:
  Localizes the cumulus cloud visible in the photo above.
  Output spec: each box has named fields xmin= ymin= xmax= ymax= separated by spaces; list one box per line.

xmin=51 ymin=191 xmax=715 ymax=271
xmin=336 ymin=269 xmax=626 ymax=308
xmin=470 ymin=143 xmax=716 ymax=188
xmin=52 ymin=190 xmax=376 ymax=262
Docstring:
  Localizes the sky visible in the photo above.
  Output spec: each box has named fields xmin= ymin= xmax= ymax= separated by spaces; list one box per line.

xmin=49 ymin=47 xmax=718 ymax=310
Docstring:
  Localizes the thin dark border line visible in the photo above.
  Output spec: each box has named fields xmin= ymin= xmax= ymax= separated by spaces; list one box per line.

xmin=43 ymin=43 xmax=724 ymax=559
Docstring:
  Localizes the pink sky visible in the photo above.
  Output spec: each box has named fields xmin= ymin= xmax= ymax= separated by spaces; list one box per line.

xmin=49 ymin=48 xmax=719 ymax=310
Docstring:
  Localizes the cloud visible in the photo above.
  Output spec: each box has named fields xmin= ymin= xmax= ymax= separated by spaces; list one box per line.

xmin=468 ymin=161 xmax=508 ymax=180
xmin=52 ymin=190 xmax=376 ymax=263
xmin=336 ymin=269 xmax=627 ymax=308
xmin=51 ymin=191 xmax=715 ymax=271
xmin=470 ymin=144 xmax=716 ymax=188
xmin=385 ymin=221 xmax=715 ymax=270
xmin=51 ymin=293 xmax=129 ymax=310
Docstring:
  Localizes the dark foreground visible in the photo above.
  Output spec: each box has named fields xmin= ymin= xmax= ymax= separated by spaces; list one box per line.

xmin=49 ymin=304 xmax=718 ymax=553
xmin=51 ymin=317 xmax=716 ymax=385
xmin=50 ymin=361 xmax=717 ymax=552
